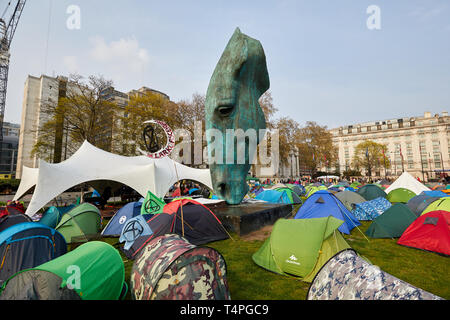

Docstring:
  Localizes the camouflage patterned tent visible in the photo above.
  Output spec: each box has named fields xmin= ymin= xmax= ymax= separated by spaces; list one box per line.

xmin=131 ymin=234 xmax=230 ymax=300
xmin=307 ymin=249 xmax=443 ymax=300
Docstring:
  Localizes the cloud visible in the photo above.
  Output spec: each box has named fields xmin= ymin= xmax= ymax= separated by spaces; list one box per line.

xmin=62 ymin=55 xmax=79 ymax=73
xmin=89 ymin=36 xmax=150 ymax=72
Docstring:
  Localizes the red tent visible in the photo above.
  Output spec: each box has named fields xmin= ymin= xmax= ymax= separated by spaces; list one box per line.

xmin=397 ymin=210 xmax=450 ymax=256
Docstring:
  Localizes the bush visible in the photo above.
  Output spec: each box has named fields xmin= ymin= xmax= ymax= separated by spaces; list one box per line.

xmin=0 ymin=179 xmax=21 ymax=194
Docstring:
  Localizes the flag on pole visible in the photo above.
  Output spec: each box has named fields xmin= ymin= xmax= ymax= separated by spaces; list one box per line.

xmin=141 ymin=190 xmax=166 ymax=215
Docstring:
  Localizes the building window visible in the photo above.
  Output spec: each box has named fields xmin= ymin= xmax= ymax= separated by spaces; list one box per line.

xmin=407 ymin=157 xmax=414 ymax=169
xmin=434 ymin=154 xmax=441 ymax=168
xmin=432 ymin=140 xmax=440 ymax=153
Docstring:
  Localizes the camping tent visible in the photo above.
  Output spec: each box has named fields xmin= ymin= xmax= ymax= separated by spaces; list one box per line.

xmin=38 ymin=205 xmax=76 ymax=229
xmin=254 ymin=189 xmax=291 ymax=204
xmin=356 ymin=184 xmax=387 ymax=201
xmin=0 ymin=241 xmax=126 ymax=300
xmin=55 ymin=203 xmax=102 ymax=244
xmin=14 ymin=141 xmax=213 ymax=217
xmin=421 ymin=197 xmax=450 ymax=216
xmin=12 ymin=166 xmax=39 ymax=202
xmin=290 ymin=185 xmax=305 ymax=197
xmin=397 ymin=211 xmax=450 ymax=256
xmin=350 ymin=181 xmax=362 ymax=188
xmin=421 ymin=190 xmax=449 ymax=198
xmin=248 ymin=185 xmax=264 ymax=197
xmin=307 ymin=249 xmax=443 ymax=300
xmin=272 ymin=187 xmax=302 ymax=204
xmin=294 ymin=191 xmax=361 ymax=234
xmin=101 ymin=201 xmax=143 ymax=237
xmin=305 ymin=185 xmax=328 ymax=198
xmin=352 ymin=197 xmax=392 ymax=221
xmin=407 ymin=194 xmax=442 ymax=217
xmin=385 ymin=171 xmax=431 ymax=195
xmin=365 ymin=203 xmax=417 ymax=238
xmin=122 ymin=199 xmax=229 ymax=259
xmin=0 ymin=222 xmax=67 ymax=285
xmin=386 ymin=187 xmax=416 ymax=203
xmin=0 ymin=207 xmax=32 ymax=232
xmin=130 ymin=234 xmax=230 ymax=300
xmin=334 ymin=190 xmax=366 ymax=211
xmin=252 ymin=217 xmax=351 ymax=283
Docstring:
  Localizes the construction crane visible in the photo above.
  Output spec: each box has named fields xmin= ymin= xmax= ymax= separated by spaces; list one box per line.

xmin=0 ymin=0 xmax=26 ymax=144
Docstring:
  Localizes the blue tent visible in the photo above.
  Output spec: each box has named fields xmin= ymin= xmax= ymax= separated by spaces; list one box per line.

xmin=255 ymin=189 xmax=291 ymax=204
xmin=0 ymin=222 xmax=67 ymax=284
xmin=420 ymin=190 xmax=449 ymax=198
xmin=39 ymin=205 xmax=76 ymax=228
xmin=352 ymin=197 xmax=392 ymax=221
xmin=293 ymin=190 xmax=361 ymax=234
xmin=188 ymin=188 xmax=199 ymax=195
xmin=102 ymin=202 xmax=144 ymax=237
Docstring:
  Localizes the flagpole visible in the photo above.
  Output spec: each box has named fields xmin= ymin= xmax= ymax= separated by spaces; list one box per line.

xmin=419 ymin=145 xmax=425 ymax=182
xmin=439 ymin=141 xmax=445 ymax=179
xmin=400 ymin=146 xmax=404 ymax=173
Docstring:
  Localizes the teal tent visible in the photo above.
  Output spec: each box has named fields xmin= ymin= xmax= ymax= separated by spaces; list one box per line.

xmin=39 ymin=205 xmax=76 ymax=228
xmin=365 ymin=203 xmax=417 ymax=238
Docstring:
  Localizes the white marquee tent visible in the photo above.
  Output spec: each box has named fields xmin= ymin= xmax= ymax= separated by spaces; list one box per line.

xmin=384 ymin=171 xmax=431 ymax=195
xmin=14 ymin=141 xmax=213 ymax=217
xmin=13 ymin=166 xmax=39 ymax=201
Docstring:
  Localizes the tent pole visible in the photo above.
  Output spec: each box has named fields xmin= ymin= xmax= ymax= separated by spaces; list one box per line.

xmin=172 ymin=160 xmax=185 ymax=237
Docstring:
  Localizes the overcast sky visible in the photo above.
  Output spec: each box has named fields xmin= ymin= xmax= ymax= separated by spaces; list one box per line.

xmin=4 ymin=0 xmax=450 ymax=129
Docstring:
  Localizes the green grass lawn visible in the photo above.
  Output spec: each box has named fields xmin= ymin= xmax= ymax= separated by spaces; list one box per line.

xmin=99 ymin=218 xmax=449 ymax=300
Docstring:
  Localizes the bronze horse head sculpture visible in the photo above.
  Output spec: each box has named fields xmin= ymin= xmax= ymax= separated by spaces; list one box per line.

xmin=205 ymin=28 xmax=269 ymax=204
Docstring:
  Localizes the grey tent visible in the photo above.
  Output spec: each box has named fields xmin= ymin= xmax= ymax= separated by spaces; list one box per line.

xmin=406 ymin=194 xmax=442 ymax=217
xmin=334 ymin=190 xmax=366 ymax=211
xmin=307 ymin=249 xmax=443 ymax=300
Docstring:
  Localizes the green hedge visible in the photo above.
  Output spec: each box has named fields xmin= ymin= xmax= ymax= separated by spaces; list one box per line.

xmin=0 ymin=179 xmax=21 ymax=193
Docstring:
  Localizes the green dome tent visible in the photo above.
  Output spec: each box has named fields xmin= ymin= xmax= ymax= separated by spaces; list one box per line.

xmin=55 ymin=203 xmax=101 ymax=244
xmin=386 ymin=188 xmax=417 ymax=204
xmin=365 ymin=203 xmax=417 ymax=238
xmin=421 ymin=197 xmax=450 ymax=216
xmin=305 ymin=185 xmax=328 ymax=198
xmin=357 ymin=184 xmax=387 ymax=201
xmin=350 ymin=181 xmax=362 ymax=188
xmin=252 ymin=217 xmax=351 ymax=283
xmin=0 ymin=241 xmax=126 ymax=300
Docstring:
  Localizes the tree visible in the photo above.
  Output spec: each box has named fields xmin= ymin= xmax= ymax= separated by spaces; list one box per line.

xmin=352 ymin=140 xmax=390 ymax=177
xmin=118 ymin=91 xmax=178 ymax=156
xmin=272 ymin=116 xmax=300 ymax=167
xmin=171 ymin=93 xmax=207 ymax=166
xmin=32 ymin=74 xmax=120 ymax=162
xmin=258 ymin=90 xmax=278 ymax=129
xmin=295 ymin=121 xmax=337 ymax=175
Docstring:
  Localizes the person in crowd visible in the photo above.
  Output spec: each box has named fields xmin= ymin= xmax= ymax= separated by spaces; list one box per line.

xmin=172 ymin=183 xmax=181 ymax=197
